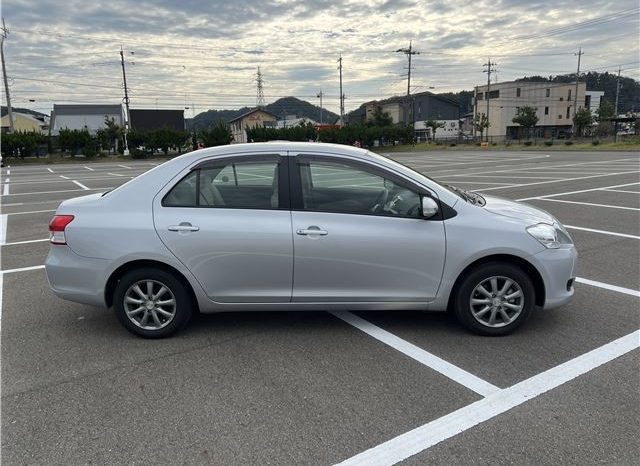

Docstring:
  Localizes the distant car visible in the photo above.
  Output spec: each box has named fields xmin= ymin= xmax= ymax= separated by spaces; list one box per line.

xmin=45 ymin=142 xmax=577 ymax=338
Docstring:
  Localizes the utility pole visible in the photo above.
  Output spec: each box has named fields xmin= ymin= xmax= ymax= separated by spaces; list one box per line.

xmin=573 ymin=47 xmax=583 ymax=124
xmin=119 ymin=46 xmax=131 ymax=155
xmin=482 ymin=58 xmax=497 ymax=142
xmin=256 ymin=67 xmax=265 ymax=107
xmin=1 ymin=18 xmax=14 ymax=133
xmin=396 ymin=41 xmax=419 ymax=96
xmin=316 ymin=90 xmax=323 ymax=124
xmin=614 ymin=66 xmax=621 ymax=142
xmin=614 ymin=66 xmax=621 ymax=115
xmin=338 ymin=55 xmax=344 ymax=124
xmin=396 ymin=41 xmax=420 ymax=129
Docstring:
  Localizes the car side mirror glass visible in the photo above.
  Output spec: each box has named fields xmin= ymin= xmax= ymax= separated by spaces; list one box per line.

xmin=421 ymin=197 xmax=439 ymax=219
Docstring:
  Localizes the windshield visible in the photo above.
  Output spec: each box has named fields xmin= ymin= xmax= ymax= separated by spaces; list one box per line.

xmin=368 ymin=151 xmax=485 ymax=205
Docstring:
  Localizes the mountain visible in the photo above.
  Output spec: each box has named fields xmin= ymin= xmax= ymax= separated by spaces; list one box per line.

xmin=192 ymin=96 xmax=339 ymax=130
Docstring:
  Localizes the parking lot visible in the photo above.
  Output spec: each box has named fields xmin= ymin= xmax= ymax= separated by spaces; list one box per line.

xmin=1 ymin=150 xmax=638 ymax=465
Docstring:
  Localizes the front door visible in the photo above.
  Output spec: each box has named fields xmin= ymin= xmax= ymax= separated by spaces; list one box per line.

xmin=290 ymin=156 xmax=446 ymax=302
xmin=153 ymin=155 xmax=293 ymax=303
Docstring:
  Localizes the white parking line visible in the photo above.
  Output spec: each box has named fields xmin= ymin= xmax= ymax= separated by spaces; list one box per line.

xmin=59 ymin=175 xmax=70 ymax=180
xmin=534 ymin=198 xmax=640 ymax=211
xmin=2 ymin=238 xmax=49 ymax=246
xmin=476 ymin=171 xmax=640 ymax=192
xmin=517 ymin=182 xmax=640 ymax=201
xmin=335 ymin=330 xmax=640 ymax=466
xmin=107 ymin=172 xmax=126 ymax=177
xmin=0 ymin=187 xmax=110 ymax=197
xmin=602 ymin=188 xmax=640 ymax=194
xmin=47 ymin=168 xmax=54 ymax=173
xmin=72 ymin=180 xmax=90 ymax=190
xmin=575 ymin=278 xmax=640 ymax=298
xmin=331 ymin=311 xmax=500 ymax=397
xmin=0 ymin=264 xmax=46 ymax=275
xmin=118 ymin=164 xmax=132 ymax=169
xmin=84 ymin=166 xmax=94 ymax=171
xmin=565 ymin=225 xmax=640 ymax=240
xmin=0 ymin=214 xmax=7 ymax=245
xmin=5 ymin=209 xmax=56 ymax=216
xmin=3 ymin=178 xmax=9 ymax=195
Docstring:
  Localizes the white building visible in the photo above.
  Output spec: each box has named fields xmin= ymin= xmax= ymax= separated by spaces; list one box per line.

xmin=275 ymin=115 xmax=316 ymax=129
xmin=585 ymin=90 xmax=604 ymax=114
xmin=51 ymin=104 xmax=124 ymax=135
xmin=473 ymin=81 xmax=587 ymax=138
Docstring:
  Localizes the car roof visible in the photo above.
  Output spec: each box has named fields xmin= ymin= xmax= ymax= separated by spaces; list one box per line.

xmin=189 ymin=141 xmax=374 ymax=160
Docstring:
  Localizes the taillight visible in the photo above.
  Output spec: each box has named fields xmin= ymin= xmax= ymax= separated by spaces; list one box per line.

xmin=49 ymin=215 xmax=75 ymax=245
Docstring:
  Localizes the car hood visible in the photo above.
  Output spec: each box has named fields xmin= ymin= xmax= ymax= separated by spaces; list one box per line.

xmin=481 ymin=194 xmax=556 ymax=224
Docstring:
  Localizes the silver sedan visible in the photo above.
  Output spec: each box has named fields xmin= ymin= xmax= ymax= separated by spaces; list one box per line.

xmin=45 ymin=142 xmax=577 ymax=338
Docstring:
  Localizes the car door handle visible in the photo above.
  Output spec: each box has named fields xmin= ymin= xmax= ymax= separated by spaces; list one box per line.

xmin=297 ymin=227 xmax=328 ymax=236
xmin=168 ymin=223 xmax=200 ymax=232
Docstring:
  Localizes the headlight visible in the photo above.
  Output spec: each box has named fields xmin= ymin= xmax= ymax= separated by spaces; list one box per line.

xmin=527 ymin=223 xmax=560 ymax=249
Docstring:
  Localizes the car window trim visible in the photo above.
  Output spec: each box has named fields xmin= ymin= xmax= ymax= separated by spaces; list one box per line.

xmin=162 ymin=154 xmax=290 ymax=210
xmin=288 ymin=153 xmax=451 ymax=220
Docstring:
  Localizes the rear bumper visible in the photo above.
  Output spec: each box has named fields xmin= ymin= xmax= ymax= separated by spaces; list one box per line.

xmin=531 ymin=245 xmax=578 ymax=310
xmin=45 ymin=245 xmax=109 ymax=307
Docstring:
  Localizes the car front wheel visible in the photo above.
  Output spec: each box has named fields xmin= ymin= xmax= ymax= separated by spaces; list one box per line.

xmin=453 ymin=262 xmax=535 ymax=336
xmin=113 ymin=268 xmax=193 ymax=338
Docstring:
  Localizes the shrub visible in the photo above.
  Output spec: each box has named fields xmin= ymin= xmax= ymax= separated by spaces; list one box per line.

xmin=592 ymin=139 xmax=600 ymax=146
xmin=544 ymin=141 xmax=553 ymax=146
xmin=524 ymin=141 xmax=533 ymax=146
xmin=449 ymin=143 xmax=456 ymax=147
xmin=564 ymin=140 xmax=574 ymax=145
xmin=491 ymin=142 xmax=497 ymax=146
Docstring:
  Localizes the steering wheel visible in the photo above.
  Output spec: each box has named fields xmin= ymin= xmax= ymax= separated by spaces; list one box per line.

xmin=370 ymin=188 xmax=390 ymax=213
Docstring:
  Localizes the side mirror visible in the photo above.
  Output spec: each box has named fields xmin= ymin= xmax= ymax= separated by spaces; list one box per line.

xmin=421 ymin=197 xmax=439 ymax=219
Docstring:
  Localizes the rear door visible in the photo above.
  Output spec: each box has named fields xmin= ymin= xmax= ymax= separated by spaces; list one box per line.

xmin=153 ymin=154 xmax=293 ymax=303
xmin=290 ymin=154 xmax=446 ymax=302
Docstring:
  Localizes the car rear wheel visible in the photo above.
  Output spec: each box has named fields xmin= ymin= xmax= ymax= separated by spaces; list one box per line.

xmin=113 ymin=268 xmax=192 ymax=338
xmin=453 ymin=262 xmax=535 ymax=336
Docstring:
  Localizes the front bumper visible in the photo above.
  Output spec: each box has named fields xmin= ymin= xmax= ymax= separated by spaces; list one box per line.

xmin=531 ymin=245 xmax=578 ymax=310
xmin=45 ymin=245 xmax=109 ymax=307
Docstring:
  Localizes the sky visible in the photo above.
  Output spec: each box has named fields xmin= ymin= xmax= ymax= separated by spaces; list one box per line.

xmin=2 ymin=0 xmax=639 ymax=117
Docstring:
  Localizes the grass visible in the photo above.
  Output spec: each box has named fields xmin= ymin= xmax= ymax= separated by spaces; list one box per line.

xmin=381 ymin=137 xmax=640 ymax=153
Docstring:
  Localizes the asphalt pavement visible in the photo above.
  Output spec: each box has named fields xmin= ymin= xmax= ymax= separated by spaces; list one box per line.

xmin=1 ymin=150 xmax=638 ymax=465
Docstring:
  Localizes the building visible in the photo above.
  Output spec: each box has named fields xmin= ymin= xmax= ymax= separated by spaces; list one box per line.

xmin=50 ymin=104 xmax=124 ymax=135
xmin=473 ymin=81 xmax=587 ymax=139
xmin=1 ymin=112 xmax=49 ymax=133
xmin=585 ymin=90 xmax=604 ymax=114
xmin=129 ymin=109 xmax=185 ymax=132
xmin=358 ymin=91 xmax=460 ymax=140
xmin=275 ymin=115 xmax=316 ymax=129
xmin=228 ymin=108 xmax=277 ymax=143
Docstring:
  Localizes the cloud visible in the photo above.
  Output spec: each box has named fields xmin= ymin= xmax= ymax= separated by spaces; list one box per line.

xmin=2 ymin=0 xmax=638 ymax=114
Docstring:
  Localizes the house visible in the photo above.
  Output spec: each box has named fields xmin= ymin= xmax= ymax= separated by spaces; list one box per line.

xmin=129 ymin=109 xmax=185 ymax=132
xmin=228 ymin=108 xmax=277 ymax=143
xmin=50 ymin=104 xmax=124 ymax=135
xmin=275 ymin=115 xmax=316 ymax=129
xmin=357 ymin=91 xmax=460 ymax=140
xmin=1 ymin=111 xmax=49 ymax=133
xmin=473 ymin=81 xmax=587 ymax=139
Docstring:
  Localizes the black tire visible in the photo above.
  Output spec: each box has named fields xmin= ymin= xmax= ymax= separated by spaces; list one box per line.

xmin=453 ymin=262 xmax=535 ymax=336
xmin=113 ymin=267 xmax=193 ymax=338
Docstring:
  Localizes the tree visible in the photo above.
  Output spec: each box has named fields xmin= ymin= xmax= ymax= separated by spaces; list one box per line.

xmin=512 ymin=106 xmax=539 ymax=138
xmin=369 ymin=106 xmax=393 ymax=127
xmin=596 ymin=99 xmax=615 ymax=121
xmin=473 ymin=113 xmax=490 ymax=140
xmin=572 ymin=108 xmax=593 ymax=137
xmin=199 ymin=122 xmax=233 ymax=147
xmin=594 ymin=100 xmax=616 ymax=137
xmin=424 ymin=120 xmax=445 ymax=140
